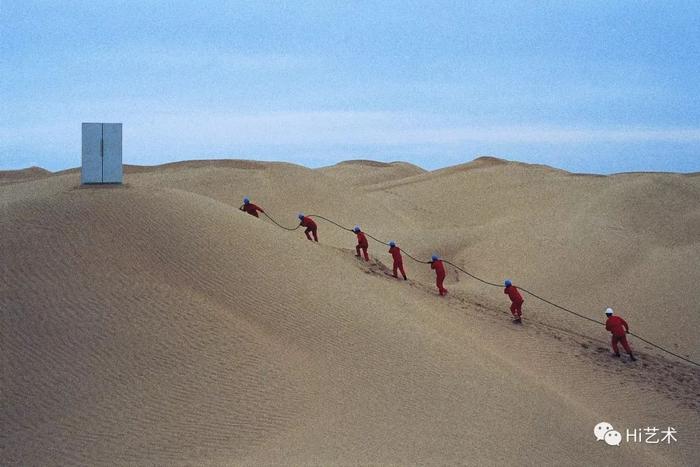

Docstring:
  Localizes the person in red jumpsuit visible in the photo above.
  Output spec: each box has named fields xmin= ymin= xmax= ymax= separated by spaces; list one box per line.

xmin=430 ymin=254 xmax=448 ymax=296
xmin=298 ymin=213 xmax=318 ymax=242
xmin=353 ymin=225 xmax=369 ymax=261
xmin=388 ymin=241 xmax=407 ymax=280
xmin=605 ymin=308 xmax=636 ymax=361
xmin=504 ymin=279 xmax=524 ymax=322
xmin=240 ymin=197 xmax=264 ymax=218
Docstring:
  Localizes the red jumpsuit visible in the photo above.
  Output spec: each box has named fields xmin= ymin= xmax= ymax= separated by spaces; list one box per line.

xmin=240 ymin=203 xmax=264 ymax=218
xmin=389 ymin=246 xmax=407 ymax=279
xmin=300 ymin=217 xmax=318 ymax=242
xmin=605 ymin=315 xmax=632 ymax=354
xmin=355 ymin=231 xmax=369 ymax=261
xmin=431 ymin=260 xmax=448 ymax=295
xmin=504 ymin=285 xmax=524 ymax=318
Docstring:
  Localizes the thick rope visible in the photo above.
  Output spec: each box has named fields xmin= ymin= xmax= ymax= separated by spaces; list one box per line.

xmin=255 ymin=209 xmax=699 ymax=367
xmin=261 ymin=211 xmax=300 ymax=231
xmin=444 ymin=260 xmax=502 ymax=288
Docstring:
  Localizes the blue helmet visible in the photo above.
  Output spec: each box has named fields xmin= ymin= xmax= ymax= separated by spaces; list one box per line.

xmin=243 ymin=196 xmax=250 ymax=205
xmin=388 ymin=240 xmax=396 ymax=247
xmin=431 ymin=254 xmax=439 ymax=261
xmin=298 ymin=213 xmax=305 ymax=220
xmin=505 ymin=279 xmax=512 ymax=287
xmin=353 ymin=225 xmax=361 ymax=232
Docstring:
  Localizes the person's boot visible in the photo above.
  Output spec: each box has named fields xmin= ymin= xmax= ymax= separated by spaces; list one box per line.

xmin=613 ymin=352 xmax=621 ymax=358
xmin=629 ymin=353 xmax=637 ymax=361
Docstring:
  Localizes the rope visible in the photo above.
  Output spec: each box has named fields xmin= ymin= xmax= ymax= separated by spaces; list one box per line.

xmin=261 ymin=211 xmax=300 ymax=231
xmin=626 ymin=332 xmax=698 ymax=367
xmin=305 ymin=214 xmax=354 ymax=232
xmin=517 ymin=286 xmax=604 ymax=326
xmin=251 ymin=208 xmax=699 ymax=367
xmin=444 ymin=260 xmax=502 ymax=288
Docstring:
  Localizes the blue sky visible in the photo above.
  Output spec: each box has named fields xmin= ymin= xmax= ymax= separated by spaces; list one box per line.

xmin=1 ymin=1 xmax=699 ymax=173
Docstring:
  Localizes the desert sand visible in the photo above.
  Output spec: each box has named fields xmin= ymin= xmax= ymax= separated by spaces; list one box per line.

xmin=2 ymin=157 xmax=699 ymax=465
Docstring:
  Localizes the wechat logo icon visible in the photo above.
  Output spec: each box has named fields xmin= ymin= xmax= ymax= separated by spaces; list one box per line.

xmin=594 ymin=422 xmax=621 ymax=446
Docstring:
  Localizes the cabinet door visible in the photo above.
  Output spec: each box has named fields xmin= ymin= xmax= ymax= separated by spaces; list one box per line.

xmin=81 ymin=123 xmax=103 ymax=183
xmin=102 ymin=123 xmax=123 ymax=183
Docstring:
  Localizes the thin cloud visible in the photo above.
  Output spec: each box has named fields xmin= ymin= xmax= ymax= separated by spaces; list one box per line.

xmin=144 ymin=111 xmax=700 ymax=145
xmin=402 ymin=125 xmax=700 ymax=144
xmin=3 ymin=111 xmax=700 ymax=156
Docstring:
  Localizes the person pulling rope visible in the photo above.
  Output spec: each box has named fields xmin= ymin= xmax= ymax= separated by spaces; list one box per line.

xmin=298 ymin=213 xmax=319 ymax=242
xmin=430 ymin=254 xmax=448 ymax=296
xmin=239 ymin=196 xmax=265 ymax=218
xmin=504 ymin=279 xmax=524 ymax=323
xmin=388 ymin=241 xmax=408 ymax=280
xmin=353 ymin=225 xmax=370 ymax=261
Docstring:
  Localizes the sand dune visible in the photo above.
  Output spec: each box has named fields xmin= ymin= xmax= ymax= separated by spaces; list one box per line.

xmin=2 ymin=158 xmax=698 ymax=465
xmin=0 ymin=166 xmax=52 ymax=185
xmin=319 ymin=160 xmax=426 ymax=186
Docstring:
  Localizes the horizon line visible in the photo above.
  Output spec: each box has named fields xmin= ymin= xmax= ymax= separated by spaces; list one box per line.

xmin=4 ymin=155 xmax=699 ymax=178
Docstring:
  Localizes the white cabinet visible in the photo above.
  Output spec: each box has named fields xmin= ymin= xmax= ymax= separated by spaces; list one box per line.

xmin=81 ymin=123 xmax=123 ymax=184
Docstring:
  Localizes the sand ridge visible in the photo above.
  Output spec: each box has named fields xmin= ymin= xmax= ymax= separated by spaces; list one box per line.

xmin=0 ymin=166 xmax=52 ymax=185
